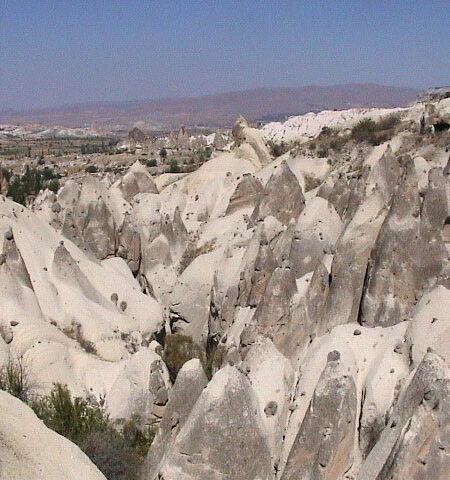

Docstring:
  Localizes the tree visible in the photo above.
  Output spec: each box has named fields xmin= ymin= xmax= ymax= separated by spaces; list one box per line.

xmin=7 ymin=177 xmax=26 ymax=205
xmin=48 ymin=179 xmax=60 ymax=193
xmin=5 ymin=166 xmax=60 ymax=205
xmin=159 ymin=147 xmax=167 ymax=160
xmin=169 ymin=158 xmax=180 ymax=173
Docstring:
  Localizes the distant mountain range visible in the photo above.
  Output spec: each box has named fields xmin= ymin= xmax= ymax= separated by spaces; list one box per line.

xmin=0 ymin=84 xmax=420 ymax=129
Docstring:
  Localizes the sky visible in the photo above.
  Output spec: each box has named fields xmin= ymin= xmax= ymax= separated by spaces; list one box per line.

xmin=1 ymin=0 xmax=449 ymax=110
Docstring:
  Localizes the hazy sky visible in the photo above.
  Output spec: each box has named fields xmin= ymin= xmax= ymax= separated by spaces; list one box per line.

xmin=1 ymin=1 xmax=449 ymax=109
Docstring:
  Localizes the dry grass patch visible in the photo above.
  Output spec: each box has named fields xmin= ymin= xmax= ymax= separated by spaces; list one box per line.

xmin=178 ymin=239 xmax=216 ymax=274
xmin=62 ymin=321 xmax=97 ymax=354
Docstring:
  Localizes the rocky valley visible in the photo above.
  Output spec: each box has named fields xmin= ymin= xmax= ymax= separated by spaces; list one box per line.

xmin=0 ymin=88 xmax=450 ymax=480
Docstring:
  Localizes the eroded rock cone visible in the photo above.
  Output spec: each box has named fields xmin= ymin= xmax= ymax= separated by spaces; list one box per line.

xmin=250 ymin=161 xmax=305 ymax=226
xmin=282 ymin=351 xmax=357 ymax=480
xmin=155 ymin=365 xmax=272 ymax=480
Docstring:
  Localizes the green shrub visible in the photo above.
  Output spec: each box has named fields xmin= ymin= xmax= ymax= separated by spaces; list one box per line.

xmin=85 ymin=165 xmax=98 ymax=173
xmin=163 ymin=334 xmax=204 ymax=383
xmin=0 ymin=357 xmax=30 ymax=403
xmin=351 ymin=115 xmax=401 ymax=145
xmin=33 ymin=383 xmax=108 ymax=444
xmin=7 ymin=177 xmax=26 ymax=205
xmin=376 ymin=114 xmax=400 ymax=131
xmin=162 ymin=332 xmax=225 ymax=382
xmin=267 ymin=140 xmax=290 ymax=157
xmin=169 ymin=158 xmax=180 ymax=173
xmin=119 ymin=413 xmax=157 ymax=457
xmin=78 ymin=429 xmax=142 ymax=480
xmin=48 ymin=179 xmax=60 ymax=193
xmin=145 ymin=159 xmax=157 ymax=167
xmin=351 ymin=119 xmax=377 ymax=142
xmin=203 ymin=343 xmax=226 ymax=380
xmin=308 ymin=127 xmax=350 ymax=155
xmin=329 ymin=136 xmax=347 ymax=151
xmin=33 ymin=384 xmax=156 ymax=480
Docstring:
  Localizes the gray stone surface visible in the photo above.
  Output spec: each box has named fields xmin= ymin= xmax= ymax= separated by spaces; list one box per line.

xmin=282 ymin=353 xmax=357 ymax=480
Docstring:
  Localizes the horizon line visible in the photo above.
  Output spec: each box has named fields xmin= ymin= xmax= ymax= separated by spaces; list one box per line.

xmin=0 ymin=82 xmax=424 ymax=114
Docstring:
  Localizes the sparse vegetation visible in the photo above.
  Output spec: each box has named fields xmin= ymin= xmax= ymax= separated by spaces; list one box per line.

xmin=48 ymin=178 xmax=60 ymax=192
xmin=145 ymin=158 xmax=157 ymax=167
xmin=159 ymin=147 xmax=167 ymax=160
xmin=0 ymin=357 xmax=31 ymax=403
xmin=267 ymin=140 xmax=291 ymax=157
xmin=196 ymin=146 xmax=212 ymax=164
xmin=80 ymin=141 xmax=115 ymax=155
xmin=33 ymin=384 xmax=156 ymax=480
xmin=302 ymin=114 xmax=402 ymax=158
xmin=33 ymin=383 xmax=109 ymax=444
xmin=163 ymin=333 xmax=205 ymax=382
xmin=203 ymin=343 xmax=226 ymax=380
xmin=0 ymin=362 xmax=155 ymax=480
xmin=351 ymin=115 xmax=400 ymax=145
xmin=178 ymin=239 xmax=216 ymax=274
xmin=304 ymin=174 xmax=322 ymax=192
xmin=303 ymin=127 xmax=349 ymax=158
xmin=163 ymin=332 xmax=225 ymax=382
xmin=62 ymin=321 xmax=97 ymax=354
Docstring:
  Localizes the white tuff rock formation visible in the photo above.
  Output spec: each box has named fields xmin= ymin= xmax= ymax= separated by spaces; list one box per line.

xmin=0 ymin=93 xmax=449 ymax=480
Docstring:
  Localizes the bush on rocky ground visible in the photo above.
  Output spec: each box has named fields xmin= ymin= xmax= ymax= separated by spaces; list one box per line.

xmin=306 ymin=127 xmax=349 ymax=157
xmin=267 ymin=140 xmax=291 ymax=157
xmin=351 ymin=115 xmax=400 ymax=145
xmin=169 ymin=158 xmax=180 ymax=173
xmin=163 ymin=332 xmax=226 ymax=382
xmin=0 ymin=357 xmax=30 ymax=403
xmin=0 ymin=359 xmax=155 ymax=480
xmin=163 ymin=333 xmax=205 ymax=382
xmin=34 ymin=384 xmax=156 ymax=480
xmin=85 ymin=164 xmax=98 ymax=173
xmin=203 ymin=342 xmax=227 ymax=380
xmin=145 ymin=158 xmax=157 ymax=167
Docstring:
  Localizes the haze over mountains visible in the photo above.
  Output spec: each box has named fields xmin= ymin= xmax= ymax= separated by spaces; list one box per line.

xmin=0 ymin=84 xmax=420 ymax=129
